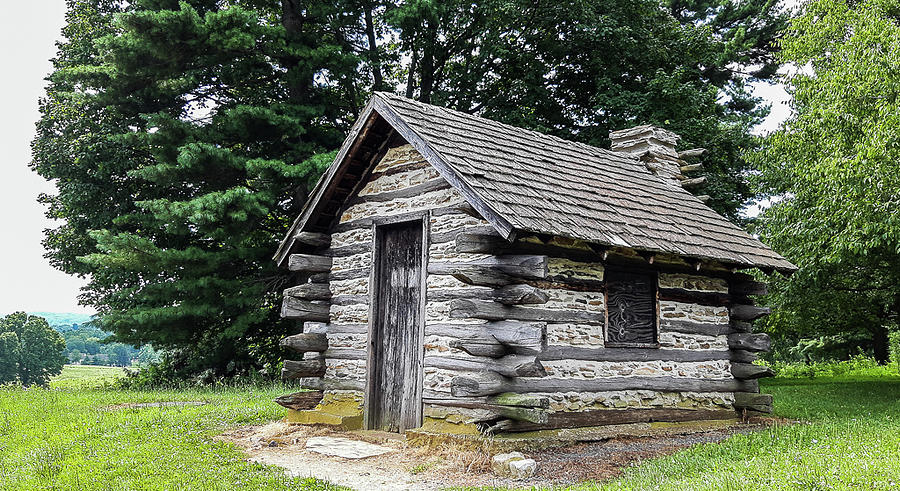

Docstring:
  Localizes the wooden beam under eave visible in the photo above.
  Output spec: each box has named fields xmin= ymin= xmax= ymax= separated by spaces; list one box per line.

xmin=638 ymin=251 xmax=655 ymax=264
xmin=293 ymin=232 xmax=330 ymax=248
xmin=685 ymin=258 xmax=702 ymax=271
xmin=587 ymin=243 xmax=609 ymax=260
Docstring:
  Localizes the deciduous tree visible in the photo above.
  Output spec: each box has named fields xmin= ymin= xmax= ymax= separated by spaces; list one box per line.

xmin=756 ymin=0 xmax=900 ymax=362
xmin=0 ymin=332 xmax=19 ymax=385
xmin=0 ymin=313 xmax=67 ymax=386
xmin=386 ymin=0 xmax=790 ymax=218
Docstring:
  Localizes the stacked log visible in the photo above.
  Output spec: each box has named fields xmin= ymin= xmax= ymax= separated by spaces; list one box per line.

xmin=281 ymin=333 xmax=329 ymax=353
xmin=728 ymin=273 xmax=775 ymax=414
xmin=427 ymin=254 xmax=549 ymax=287
xmin=288 ymin=254 xmax=332 ymax=273
xmin=430 ymin=253 xmax=557 ymax=433
xmin=280 ymin=251 xmax=334 ymax=385
xmin=429 ymin=321 xmax=546 ymax=357
xmin=282 ymin=359 xmax=326 ymax=379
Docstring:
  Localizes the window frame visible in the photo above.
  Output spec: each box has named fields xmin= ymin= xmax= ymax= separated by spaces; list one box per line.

xmin=603 ymin=266 xmax=660 ymax=349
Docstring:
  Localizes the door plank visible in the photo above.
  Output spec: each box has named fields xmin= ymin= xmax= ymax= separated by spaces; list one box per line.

xmin=368 ymin=219 xmax=425 ymax=432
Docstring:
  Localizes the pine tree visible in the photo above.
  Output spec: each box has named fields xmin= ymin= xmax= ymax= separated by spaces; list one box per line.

xmin=33 ymin=0 xmax=365 ymax=375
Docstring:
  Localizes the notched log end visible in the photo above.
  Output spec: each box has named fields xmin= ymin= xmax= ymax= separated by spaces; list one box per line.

xmin=274 ymin=390 xmax=324 ymax=410
xmin=282 ymin=359 xmax=326 ymax=380
xmin=730 ymin=362 xmax=775 ymax=380
xmin=281 ymin=333 xmax=329 ymax=353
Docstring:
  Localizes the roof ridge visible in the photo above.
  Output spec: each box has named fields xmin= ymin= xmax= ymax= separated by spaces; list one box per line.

xmin=374 ymin=91 xmax=632 ymax=163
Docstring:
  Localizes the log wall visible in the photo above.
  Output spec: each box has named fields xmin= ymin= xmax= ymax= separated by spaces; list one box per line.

xmin=280 ymin=144 xmax=772 ymax=433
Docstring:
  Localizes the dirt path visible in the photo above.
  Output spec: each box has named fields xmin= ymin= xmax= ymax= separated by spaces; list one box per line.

xmin=218 ymin=420 xmax=773 ymax=490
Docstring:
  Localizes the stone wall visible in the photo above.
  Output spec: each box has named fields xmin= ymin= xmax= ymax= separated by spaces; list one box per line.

xmin=534 ymin=270 xmax=734 ymax=410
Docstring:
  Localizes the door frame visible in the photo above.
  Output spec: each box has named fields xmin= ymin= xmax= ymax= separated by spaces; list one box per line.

xmin=363 ymin=210 xmax=430 ymax=431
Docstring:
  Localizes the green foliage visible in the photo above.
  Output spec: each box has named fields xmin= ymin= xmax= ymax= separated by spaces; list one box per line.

xmin=755 ymin=0 xmax=900 ymax=363
xmin=760 ymin=354 xmax=900 ymax=379
xmin=56 ymin=322 xmax=159 ymax=367
xmin=386 ymin=0 xmax=790 ymax=218
xmin=28 ymin=313 xmax=93 ymax=327
xmin=0 ymin=313 xmax=67 ymax=387
xmin=32 ymin=0 xmax=363 ymax=377
xmin=766 ymin=332 xmax=875 ymax=364
xmin=0 ymin=332 xmax=20 ymax=385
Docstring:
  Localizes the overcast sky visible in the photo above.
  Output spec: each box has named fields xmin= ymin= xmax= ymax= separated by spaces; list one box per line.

xmin=0 ymin=1 xmax=794 ymax=316
xmin=0 ymin=2 xmax=81 ymax=315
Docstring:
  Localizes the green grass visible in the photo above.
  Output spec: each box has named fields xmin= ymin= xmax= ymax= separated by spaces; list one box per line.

xmin=589 ymin=376 xmax=900 ymax=490
xmin=48 ymin=365 xmax=126 ymax=389
xmin=0 ymin=366 xmax=336 ymax=490
xmin=4 ymin=367 xmax=899 ymax=490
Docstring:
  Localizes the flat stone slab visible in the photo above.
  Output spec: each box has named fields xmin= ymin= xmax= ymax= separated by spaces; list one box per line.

xmin=305 ymin=436 xmax=395 ymax=459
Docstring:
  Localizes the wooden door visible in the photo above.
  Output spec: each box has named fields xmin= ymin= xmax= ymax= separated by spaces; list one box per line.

xmin=366 ymin=218 xmax=425 ymax=432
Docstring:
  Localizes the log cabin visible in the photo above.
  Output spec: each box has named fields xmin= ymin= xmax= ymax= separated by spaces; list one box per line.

xmin=271 ymin=92 xmax=794 ymax=436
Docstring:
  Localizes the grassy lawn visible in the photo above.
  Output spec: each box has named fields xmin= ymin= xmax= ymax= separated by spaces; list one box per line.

xmin=2 ymin=367 xmax=899 ymax=489
xmin=595 ymin=376 xmax=900 ymax=490
xmin=0 ymin=366 xmax=335 ymax=490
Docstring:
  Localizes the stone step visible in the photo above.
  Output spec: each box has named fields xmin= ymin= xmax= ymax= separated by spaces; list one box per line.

xmin=287 ymin=409 xmax=363 ymax=429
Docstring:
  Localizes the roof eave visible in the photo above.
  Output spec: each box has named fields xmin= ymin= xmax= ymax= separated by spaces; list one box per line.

xmin=370 ymin=93 xmax=516 ymax=241
xmin=273 ymin=100 xmax=379 ymax=267
xmin=275 ymin=93 xmax=518 ymax=267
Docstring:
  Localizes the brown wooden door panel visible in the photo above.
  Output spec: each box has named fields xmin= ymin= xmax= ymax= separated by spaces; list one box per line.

xmin=367 ymin=219 xmax=424 ymax=432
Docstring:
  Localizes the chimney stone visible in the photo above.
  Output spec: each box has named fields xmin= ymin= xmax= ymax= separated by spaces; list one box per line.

xmin=609 ymin=125 xmax=707 ymax=196
xmin=609 ymin=125 xmax=684 ymax=181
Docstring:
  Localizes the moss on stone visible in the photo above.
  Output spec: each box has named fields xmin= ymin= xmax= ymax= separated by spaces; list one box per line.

xmin=285 ymin=391 xmax=364 ymax=429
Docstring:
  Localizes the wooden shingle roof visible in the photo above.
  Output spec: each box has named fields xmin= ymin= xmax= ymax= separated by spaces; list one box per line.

xmin=276 ymin=92 xmax=795 ymax=272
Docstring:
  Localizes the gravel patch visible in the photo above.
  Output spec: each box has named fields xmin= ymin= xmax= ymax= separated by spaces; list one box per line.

xmin=218 ymin=419 xmax=776 ymax=489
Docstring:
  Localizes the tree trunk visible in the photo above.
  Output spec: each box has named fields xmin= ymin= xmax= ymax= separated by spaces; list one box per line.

xmin=364 ymin=3 xmax=383 ymax=89
xmin=872 ymin=323 xmax=890 ymax=364
xmin=281 ymin=0 xmax=312 ymax=103
xmin=405 ymin=48 xmax=418 ymax=98
xmin=418 ymin=21 xmax=436 ymax=103
xmin=281 ymin=0 xmax=303 ymax=34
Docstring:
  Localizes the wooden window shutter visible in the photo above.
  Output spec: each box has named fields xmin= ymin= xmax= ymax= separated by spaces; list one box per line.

xmin=605 ymin=269 xmax=658 ymax=346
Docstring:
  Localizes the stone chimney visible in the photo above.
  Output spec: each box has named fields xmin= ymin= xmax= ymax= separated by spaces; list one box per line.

xmin=609 ymin=125 xmax=708 ymax=199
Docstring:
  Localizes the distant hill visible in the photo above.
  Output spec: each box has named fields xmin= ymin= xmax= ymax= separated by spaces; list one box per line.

xmin=28 ymin=312 xmax=95 ymax=327
xmin=24 ymin=311 xmax=158 ymax=367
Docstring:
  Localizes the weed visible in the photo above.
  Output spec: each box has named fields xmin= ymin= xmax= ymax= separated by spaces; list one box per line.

xmin=763 ymin=354 xmax=900 ymax=379
xmin=409 ymin=457 xmax=443 ymax=475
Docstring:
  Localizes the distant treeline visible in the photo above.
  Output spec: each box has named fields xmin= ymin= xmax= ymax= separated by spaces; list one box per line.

xmin=53 ymin=323 xmax=158 ymax=367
